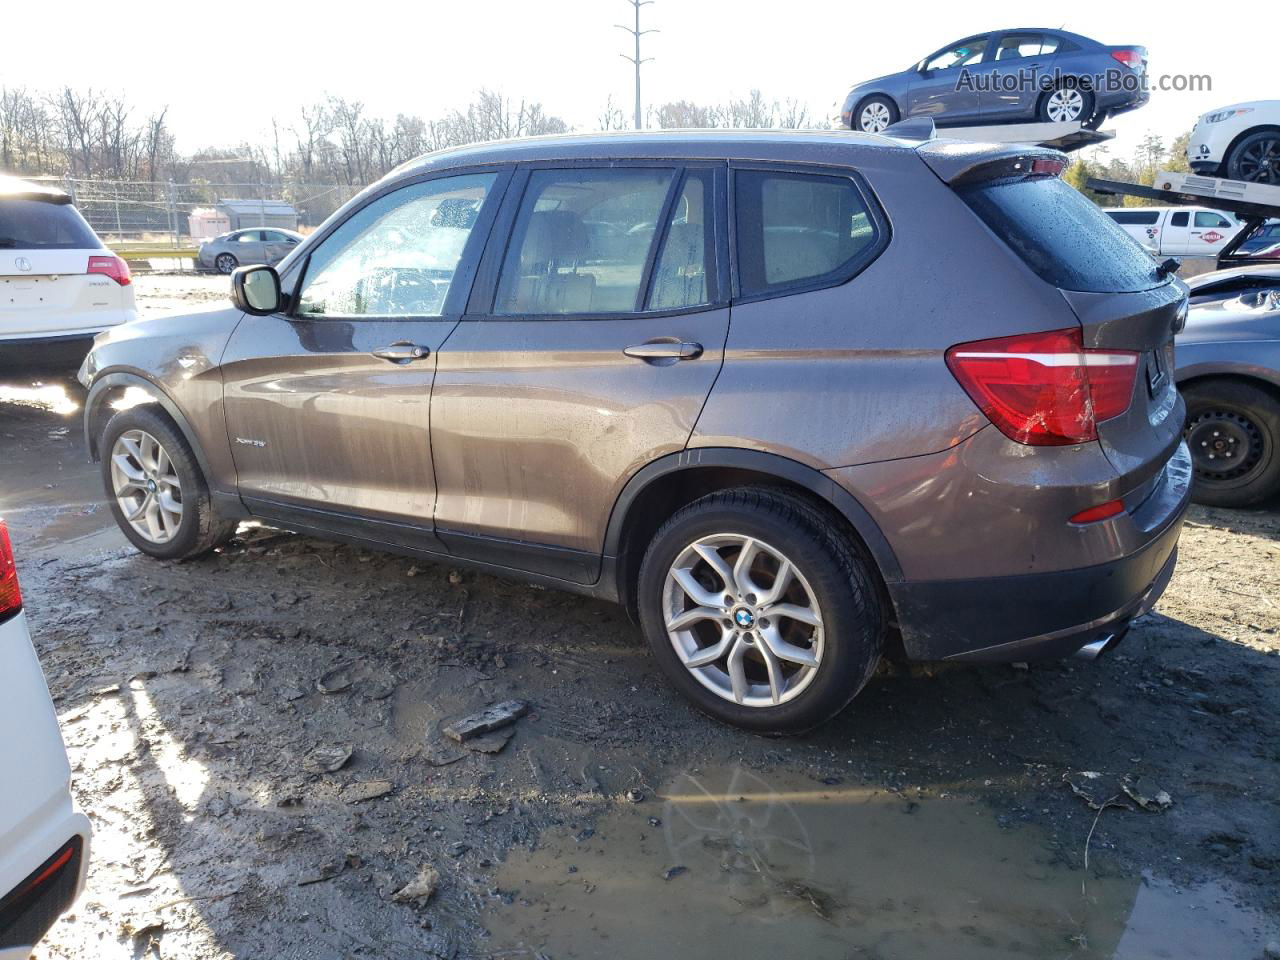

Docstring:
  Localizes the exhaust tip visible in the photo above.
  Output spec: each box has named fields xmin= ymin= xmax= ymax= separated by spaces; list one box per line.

xmin=1073 ymin=634 xmax=1118 ymax=661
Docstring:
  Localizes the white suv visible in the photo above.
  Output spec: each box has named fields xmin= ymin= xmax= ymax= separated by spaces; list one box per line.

xmin=1187 ymin=101 xmax=1280 ymax=184
xmin=0 ymin=519 xmax=90 ymax=956
xmin=1 ymin=177 xmax=135 ymax=364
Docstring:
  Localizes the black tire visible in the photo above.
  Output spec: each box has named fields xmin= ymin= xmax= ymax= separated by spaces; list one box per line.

xmin=637 ymin=487 xmax=886 ymax=734
xmin=99 ymin=406 xmax=237 ymax=559
xmin=1036 ymin=82 xmax=1095 ymax=125
xmin=1225 ymin=129 xmax=1280 ymax=185
xmin=852 ymin=95 xmax=899 ymax=133
xmin=1182 ymin=380 xmax=1280 ymax=508
xmin=214 ymin=252 xmax=238 ymax=275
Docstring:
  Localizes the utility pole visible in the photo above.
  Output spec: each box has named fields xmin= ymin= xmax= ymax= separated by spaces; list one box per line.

xmin=616 ymin=0 xmax=656 ymax=130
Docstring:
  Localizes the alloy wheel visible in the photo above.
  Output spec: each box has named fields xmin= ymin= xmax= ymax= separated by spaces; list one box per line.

xmin=662 ymin=533 xmax=824 ymax=707
xmin=859 ymin=102 xmax=892 ymax=133
xmin=1045 ymin=88 xmax=1085 ymax=122
xmin=215 ymin=254 xmax=237 ymax=274
xmin=1235 ymin=135 xmax=1280 ymax=184
xmin=110 ymin=430 xmax=184 ymax=544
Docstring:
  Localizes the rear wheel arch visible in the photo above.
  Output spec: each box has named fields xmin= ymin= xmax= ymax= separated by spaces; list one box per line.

xmin=604 ymin=449 xmax=903 ymax=620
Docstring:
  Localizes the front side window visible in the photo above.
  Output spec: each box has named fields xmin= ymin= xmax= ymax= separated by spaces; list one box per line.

xmin=735 ymin=170 xmax=880 ymax=297
xmin=494 ymin=168 xmax=674 ymax=315
xmin=1195 ymin=211 xmax=1232 ymax=229
xmin=925 ymin=38 xmax=988 ymax=71
xmin=297 ymin=172 xmax=497 ymax=319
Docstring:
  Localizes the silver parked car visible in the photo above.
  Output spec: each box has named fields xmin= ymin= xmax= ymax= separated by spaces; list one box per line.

xmin=1177 ymin=265 xmax=1280 ymax=506
xmin=197 ymin=228 xmax=301 ymax=274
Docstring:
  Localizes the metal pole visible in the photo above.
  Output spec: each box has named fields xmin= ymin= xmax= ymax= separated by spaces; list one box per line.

xmin=616 ymin=0 xmax=656 ymax=131
xmin=167 ymin=179 xmax=178 ymax=248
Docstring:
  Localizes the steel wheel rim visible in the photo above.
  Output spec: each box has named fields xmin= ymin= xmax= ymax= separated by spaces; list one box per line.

xmin=861 ymin=102 xmax=891 ymax=133
xmin=1186 ymin=410 xmax=1266 ymax=484
xmin=1047 ymin=89 xmax=1084 ymax=122
xmin=110 ymin=430 xmax=183 ymax=544
xmin=1237 ymin=137 xmax=1280 ymax=184
xmin=662 ymin=533 xmax=824 ymax=708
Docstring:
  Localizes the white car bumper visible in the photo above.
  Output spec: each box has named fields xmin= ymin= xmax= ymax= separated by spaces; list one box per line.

xmin=0 ymin=611 xmax=90 ymax=954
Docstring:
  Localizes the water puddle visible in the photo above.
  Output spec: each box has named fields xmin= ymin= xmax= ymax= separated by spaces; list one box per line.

xmin=484 ymin=766 xmax=1276 ymax=959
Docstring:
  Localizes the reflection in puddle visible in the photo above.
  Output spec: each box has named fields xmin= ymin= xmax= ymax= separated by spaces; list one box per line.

xmin=486 ymin=766 xmax=1275 ymax=959
xmin=0 ymin=381 xmax=80 ymax=416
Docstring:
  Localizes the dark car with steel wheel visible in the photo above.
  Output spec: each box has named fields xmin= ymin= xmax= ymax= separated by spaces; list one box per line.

xmin=1178 ymin=265 xmax=1280 ymax=506
xmin=839 ymin=29 xmax=1148 ymax=133
xmin=79 ymin=130 xmax=1190 ymax=733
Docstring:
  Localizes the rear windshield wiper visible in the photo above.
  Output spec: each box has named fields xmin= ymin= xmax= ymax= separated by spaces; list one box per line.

xmin=0 ymin=237 xmax=19 ymax=248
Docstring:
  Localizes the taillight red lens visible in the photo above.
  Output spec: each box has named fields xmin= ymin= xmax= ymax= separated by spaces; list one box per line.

xmin=87 ymin=254 xmax=132 ymax=286
xmin=945 ymin=328 xmax=1139 ymax=446
xmin=0 ymin=519 xmax=21 ymax=618
xmin=1111 ymin=49 xmax=1143 ymax=69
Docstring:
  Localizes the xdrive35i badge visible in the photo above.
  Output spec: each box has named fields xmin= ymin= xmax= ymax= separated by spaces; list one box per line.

xmin=234 ymin=437 xmax=267 ymax=448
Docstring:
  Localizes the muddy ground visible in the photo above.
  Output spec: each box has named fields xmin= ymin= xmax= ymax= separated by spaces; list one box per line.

xmin=1 ymin=275 xmax=1277 ymax=959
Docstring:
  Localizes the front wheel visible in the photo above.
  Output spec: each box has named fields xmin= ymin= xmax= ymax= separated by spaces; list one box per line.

xmin=1225 ymin=130 xmax=1280 ymax=185
xmin=853 ymin=96 xmax=899 ymax=134
xmin=637 ymin=488 xmax=886 ymax=734
xmin=100 ymin=406 xmax=237 ymax=559
xmin=1183 ymin=380 xmax=1280 ymax=507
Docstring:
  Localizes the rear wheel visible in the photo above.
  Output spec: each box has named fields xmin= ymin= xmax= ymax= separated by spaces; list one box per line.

xmin=214 ymin=252 xmax=238 ymax=274
xmin=100 ymin=406 xmax=237 ymax=559
xmin=853 ymin=96 xmax=899 ymax=134
xmin=1225 ymin=129 xmax=1280 ymax=185
xmin=1183 ymin=380 xmax=1280 ymax=507
xmin=637 ymin=488 xmax=885 ymax=734
xmin=1038 ymin=84 xmax=1094 ymax=124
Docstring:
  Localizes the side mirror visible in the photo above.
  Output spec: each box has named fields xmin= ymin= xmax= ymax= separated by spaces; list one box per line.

xmin=231 ymin=264 xmax=282 ymax=315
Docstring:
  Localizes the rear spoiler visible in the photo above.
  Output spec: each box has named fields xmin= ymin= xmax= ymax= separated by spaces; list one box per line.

xmin=915 ymin=140 xmax=1069 ymax=186
xmin=0 ymin=177 xmax=72 ymax=204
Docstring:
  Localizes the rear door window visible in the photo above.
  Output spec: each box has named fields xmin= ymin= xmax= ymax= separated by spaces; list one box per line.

xmin=958 ymin=175 xmax=1162 ymax=293
xmin=734 ymin=169 xmax=882 ymax=298
xmin=494 ymin=167 xmax=675 ymax=315
xmin=0 ymin=198 xmax=98 ymax=249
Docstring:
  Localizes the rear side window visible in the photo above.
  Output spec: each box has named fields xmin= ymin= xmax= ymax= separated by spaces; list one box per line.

xmin=0 ymin=198 xmax=98 ymax=249
xmin=1170 ymin=212 xmax=1189 ymax=227
xmin=958 ymin=176 xmax=1161 ymax=293
xmin=734 ymin=170 xmax=880 ymax=298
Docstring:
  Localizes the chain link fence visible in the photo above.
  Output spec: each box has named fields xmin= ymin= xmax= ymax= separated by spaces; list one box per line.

xmin=24 ymin=176 xmax=366 ymax=268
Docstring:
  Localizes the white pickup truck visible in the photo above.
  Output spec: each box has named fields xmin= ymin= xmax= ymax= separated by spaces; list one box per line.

xmin=1104 ymin=206 xmax=1244 ymax=257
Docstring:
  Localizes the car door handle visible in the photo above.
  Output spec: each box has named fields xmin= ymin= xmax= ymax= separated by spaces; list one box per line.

xmin=623 ymin=341 xmax=704 ymax=361
xmin=372 ymin=342 xmax=431 ymax=363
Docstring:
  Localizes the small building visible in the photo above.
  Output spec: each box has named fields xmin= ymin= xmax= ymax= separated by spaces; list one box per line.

xmin=215 ymin=199 xmax=299 ymax=231
xmin=188 ymin=207 xmax=231 ymax=239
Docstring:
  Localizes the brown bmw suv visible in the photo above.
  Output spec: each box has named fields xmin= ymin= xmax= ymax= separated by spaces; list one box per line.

xmin=79 ymin=130 xmax=1192 ymax=732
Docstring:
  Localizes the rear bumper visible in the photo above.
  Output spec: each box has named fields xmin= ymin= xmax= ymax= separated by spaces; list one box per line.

xmin=888 ymin=441 xmax=1191 ymax=662
xmin=0 ymin=332 xmax=102 ymax=368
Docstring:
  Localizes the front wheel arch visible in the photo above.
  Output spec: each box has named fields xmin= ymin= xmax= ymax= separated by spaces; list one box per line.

xmin=85 ymin=372 xmax=213 ymax=478
xmin=1221 ymin=125 xmax=1280 ymax=177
